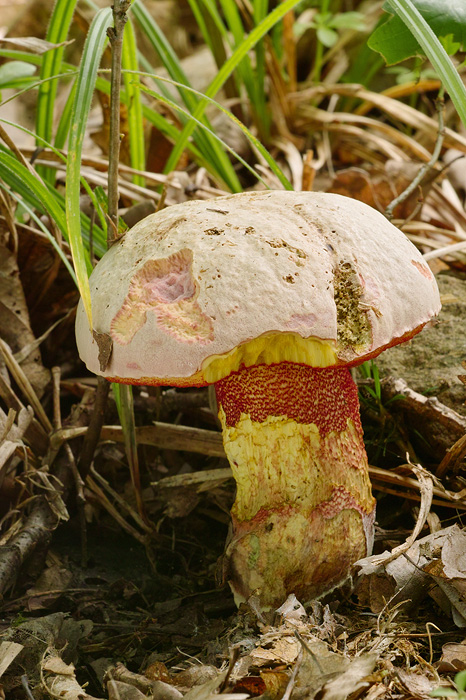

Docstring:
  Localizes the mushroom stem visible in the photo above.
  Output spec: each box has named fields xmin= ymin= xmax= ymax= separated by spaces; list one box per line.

xmin=215 ymin=362 xmax=376 ymax=609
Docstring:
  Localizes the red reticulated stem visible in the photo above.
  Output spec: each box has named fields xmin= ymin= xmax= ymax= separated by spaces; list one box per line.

xmin=215 ymin=362 xmax=376 ymax=610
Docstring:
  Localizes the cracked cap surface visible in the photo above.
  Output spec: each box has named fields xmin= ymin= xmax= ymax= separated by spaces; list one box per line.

xmin=75 ymin=191 xmax=441 ymax=385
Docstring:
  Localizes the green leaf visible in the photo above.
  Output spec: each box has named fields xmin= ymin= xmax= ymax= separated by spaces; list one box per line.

xmin=368 ymin=0 xmax=466 ymax=64
xmin=0 ymin=116 xmax=106 ymax=258
xmin=429 ymin=689 xmax=460 ymax=698
xmin=456 ymin=671 xmax=466 ymax=693
xmin=65 ymin=7 xmax=112 ymax=326
xmin=330 ymin=11 xmax=366 ymax=31
xmin=0 ymin=181 xmax=77 ymax=284
xmin=383 ymin=0 xmax=466 ymax=129
xmin=440 ymin=33 xmax=462 ymax=55
xmin=0 ymin=61 xmax=36 ymax=88
xmin=316 ymin=26 xmax=338 ymax=47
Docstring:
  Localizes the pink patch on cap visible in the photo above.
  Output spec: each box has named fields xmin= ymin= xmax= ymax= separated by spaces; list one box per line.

xmin=110 ymin=249 xmax=214 ymax=346
xmin=126 ymin=362 xmax=142 ymax=370
xmin=411 ymin=259 xmax=433 ymax=279
xmin=284 ymin=313 xmax=318 ymax=330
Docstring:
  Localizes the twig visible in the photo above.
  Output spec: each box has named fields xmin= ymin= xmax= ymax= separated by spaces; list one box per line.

xmin=77 ymin=378 xmax=110 ymax=479
xmin=107 ymin=0 xmax=130 ymax=246
xmin=423 ymin=239 xmax=466 ymax=261
xmin=60 ymin=421 xmax=466 ymax=509
xmin=385 ymin=92 xmax=445 ymax=220
xmin=52 ymin=367 xmax=88 ymax=566
xmin=0 ymin=338 xmax=52 ymax=432
xmin=0 ymin=463 xmax=68 ymax=595
xmin=436 ymin=432 xmax=466 ymax=479
xmin=381 ymin=376 xmax=466 ymax=462
xmin=21 ymin=675 xmax=36 ymax=700
xmin=90 ymin=465 xmax=152 ymax=534
xmin=85 ymin=475 xmax=146 ymax=544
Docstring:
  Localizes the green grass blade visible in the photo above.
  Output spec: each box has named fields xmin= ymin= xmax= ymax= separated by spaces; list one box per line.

xmin=36 ymin=0 xmax=78 ymax=182
xmin=131 ymin=0 xmax=242 ymax=191
xmin=66 ymin=7 xmax=112 ymax=326
xmin=137 ymin=72 xmax=292 ymax=189
xmin=122 ymin=19 xmax=146 ymax=186
xmin=252 ymin=0 xmax=270 ymax=140
xmin=0 ymin=149 xmax=67 ymax=232
xmin=0 ymin=70 xmax=75 ymax=113
xmin=54 ymin=78 xmax=76 ymax=149
xmin=94 ymin=72 xmax=216 ymax=181
xmin=131 ymin=0 xmax=195 ymax=107
xmin=165 ymin=0 xmax=304 ymax=173
xmin=0 ymin=49 xmax=43 ymax=65
xmin=95 ymin=69 xmax=215 ymax=174
xmin=0 ymin=118 xmax=107 ymax=257
xmin=387 ymin=0 xmax=466 ymax=128
xmin=194 ymin=0 xmax=264 ymax=133
xmin=0 ymin=182 xmax=77 ymax=283
xmin=187 ymin=0 xmax=240 ymax=103
xmin=113 ymin=383 xmax=141 ymax=503
xmin=139 ymin=82 xmax=267 ymax=186
xmin=218 ymin=0 xmax=245 ymax=43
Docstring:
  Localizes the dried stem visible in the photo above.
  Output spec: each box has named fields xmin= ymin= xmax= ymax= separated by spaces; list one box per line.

xmin=385 ymin=92 xmax=445 ymax=221
xmin=107 ymin=0 xmax=130 ymax=245
xmin=77 ymin=379 xmax=110 ymax=479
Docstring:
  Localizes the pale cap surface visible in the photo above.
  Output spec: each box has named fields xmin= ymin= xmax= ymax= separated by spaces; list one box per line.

xmin=75 ymin=191 xmax=441 ymax=384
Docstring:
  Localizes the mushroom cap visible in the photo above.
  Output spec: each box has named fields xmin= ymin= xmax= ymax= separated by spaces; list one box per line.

xmin=75 ymin=191 xmax=441 ymax=386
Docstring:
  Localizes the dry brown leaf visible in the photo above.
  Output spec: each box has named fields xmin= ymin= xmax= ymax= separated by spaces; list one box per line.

xmin=144 ymin=661 xmax=172 ymax=683
xmin=107 ymin=680 xmax=147 ymax=700
xmin=25 ymin=561 xmax=73 ymax=611
xmin=356 ymin=463 xmax=433 ymax=572
xmin=252 ymin=636 xmax=300 ymax=665
xmin=294 ymin=639 xmax=350 ymax=694
xmin=437 ymin=642 xmax=466 ymax=673
xmin=182 ymin=671 xmax=248 ymax=700
xmin=318 ymin=654 xmax=377 ymax=700
xmin=43 ymin=656 xmax=75 ymax=675
xmin=0 ymin=228 xmax=49 ymax=396
xmin=356 ymin=526 xmax=455 ymax=613
xmin=171 ymin=665 xmax=218 ymax=690
xmin=363 ymin=683 xmax=390 ymax=700
xmin=42 ymin=653 xmax=103 ymax=700
xmin=328 ymin=161 xmax=432 ymax=219
xmin=395 ymin=668 xmax=437 ymax=699
xmin=418 ymin=527 xmax=466 ymax=626
xmin=260 ymin=670 xmax=290 ymax=700
xmin=232 ymin=676 xmax=266 ymax=697
xmin=276 ymin=594 xmax=307 ymax=623
xmin=151 ymin=680 xmax=184 ymax=700
xmin=441 ymin=527 xmax=466 ymax=578
xmin=0 ymin=642 xmax=23 ymax=678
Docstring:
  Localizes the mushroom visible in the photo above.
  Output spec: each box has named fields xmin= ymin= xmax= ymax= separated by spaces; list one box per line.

xmin=76 ymin=191 xmax=441 ymax=610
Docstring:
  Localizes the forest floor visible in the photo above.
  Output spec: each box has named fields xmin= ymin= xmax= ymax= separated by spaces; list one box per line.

xmin=1 ymin=2 xmax=466 ymax=699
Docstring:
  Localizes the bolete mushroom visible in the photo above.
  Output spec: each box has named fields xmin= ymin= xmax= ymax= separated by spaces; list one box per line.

xmin=76 ymin=191 xmax=441 ymax=610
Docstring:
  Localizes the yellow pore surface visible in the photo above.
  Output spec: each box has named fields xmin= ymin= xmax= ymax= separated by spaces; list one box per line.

xmin=202 ymin=332 xmax=337 ymax=384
